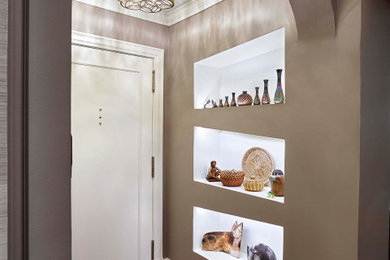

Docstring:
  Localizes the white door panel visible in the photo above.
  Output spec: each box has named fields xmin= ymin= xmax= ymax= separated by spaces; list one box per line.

xmin=72 ymin=45 xmax=153 ymax=260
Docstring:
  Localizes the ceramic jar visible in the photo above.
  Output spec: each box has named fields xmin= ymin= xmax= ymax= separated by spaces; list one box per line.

xmin=269 ymin=175 xmax=285 ymax=196
xmin=237 ymin=91 xmax=253 ymax=106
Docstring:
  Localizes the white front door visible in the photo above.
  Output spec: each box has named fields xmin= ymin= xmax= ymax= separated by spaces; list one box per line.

xmin=71 ymin=45 xmax=153 ymax=260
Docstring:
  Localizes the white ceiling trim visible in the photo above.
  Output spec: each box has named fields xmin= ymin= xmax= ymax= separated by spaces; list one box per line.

xmin=74 ymin=0 xmax=224 ymax=26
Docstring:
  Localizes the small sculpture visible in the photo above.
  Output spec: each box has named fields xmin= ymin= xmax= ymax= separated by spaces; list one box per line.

xmin=269 ymin=175 xmax=284 ymax=197
xmin=202 ymin=221 xmax=243 ymax=258
xmin=203 ymin=99 xmax=211 ymax=109
xmin=247 ymin=243 xmax=277 ymax=260
xmin=267 ymin=191 xmax=275 ymax=198
xmin=212 ymin=99 xmax=218 ymax=108
xmin=206 ymin=161 xmax=221 ymax=182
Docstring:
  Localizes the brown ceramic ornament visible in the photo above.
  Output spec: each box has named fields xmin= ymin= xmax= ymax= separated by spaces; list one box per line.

xmin=237 ymin=91 xmax=253 ymax=106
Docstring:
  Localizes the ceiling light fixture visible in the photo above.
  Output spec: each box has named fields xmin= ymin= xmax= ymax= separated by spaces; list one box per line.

xmin=119 ymin=0 xmax=174 ymax=13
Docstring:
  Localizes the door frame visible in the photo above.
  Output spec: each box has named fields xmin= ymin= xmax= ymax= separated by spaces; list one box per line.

xmin=72 ymin=31 xmax=165 ymax=259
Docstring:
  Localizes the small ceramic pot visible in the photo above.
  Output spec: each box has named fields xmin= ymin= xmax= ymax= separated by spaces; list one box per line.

xmin=237 ymin=91 xmax=253 ymax=106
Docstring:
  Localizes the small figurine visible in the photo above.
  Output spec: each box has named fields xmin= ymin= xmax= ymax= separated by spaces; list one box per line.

xmin=203 ymin=99 xmax=211 ymax=109
xmin=202 ymin=222 xmax=243 ymax=258
xmin=206 ymin=161 xmax=221 ymax=182
xmin=212 ymin=99 xmax=218 ymax=108
xmin=267 ymin=191 xmax=275 ymax=198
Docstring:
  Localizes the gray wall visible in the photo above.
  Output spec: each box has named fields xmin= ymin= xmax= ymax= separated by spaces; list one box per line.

xmin=359 ymin=0 xmax=390 ymax=259
xmin=0 ymin=0 xmax=6 ymax=259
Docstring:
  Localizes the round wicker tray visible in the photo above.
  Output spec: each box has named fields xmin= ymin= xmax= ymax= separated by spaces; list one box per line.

xmin=242 ymin=147 xmax=274 ymax=184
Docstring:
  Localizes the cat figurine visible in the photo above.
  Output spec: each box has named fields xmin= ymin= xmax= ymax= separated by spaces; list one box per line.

xmin=247 ymin=243 xmax=277 ymax=260
xmin=201 ymin=221 xmax=243 ymax=258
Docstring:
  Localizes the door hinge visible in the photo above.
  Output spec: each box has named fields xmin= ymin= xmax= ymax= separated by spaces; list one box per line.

xmin=151 ymin=240 xmax=155 ymax=260
xmin=152 ymin=70 xmax=156 ymax=93
xmin=151 ymin=156 xmax=155 ymax=179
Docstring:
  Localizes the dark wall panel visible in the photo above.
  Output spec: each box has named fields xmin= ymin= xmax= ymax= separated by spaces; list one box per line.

xmin=0 ymin=0 xmax=6 ymax=258
xmin=359 ymin=0 xmax=390 ymax=259
xmin=28 ymin=0 xmax=71 ymax=259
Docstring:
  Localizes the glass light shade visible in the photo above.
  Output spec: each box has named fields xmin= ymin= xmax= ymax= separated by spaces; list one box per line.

xmin=119 ymin=0 xmax=174 ymax=13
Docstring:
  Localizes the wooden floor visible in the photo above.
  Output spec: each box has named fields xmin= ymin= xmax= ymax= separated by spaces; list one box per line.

xmin=0 ymin=0 xmax=7 ymax=258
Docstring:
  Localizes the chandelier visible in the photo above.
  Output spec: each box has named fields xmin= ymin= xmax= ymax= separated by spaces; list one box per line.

xmin=119 ymin=0 xmax=175 ymax=13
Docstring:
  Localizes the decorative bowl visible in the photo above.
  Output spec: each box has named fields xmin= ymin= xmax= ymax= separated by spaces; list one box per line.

xmin=219 ymin=170 xmax=245 ymax=187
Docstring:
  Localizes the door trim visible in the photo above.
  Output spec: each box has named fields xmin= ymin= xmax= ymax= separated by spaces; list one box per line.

xmin=72 ymin=31 xmax=165 ymax=260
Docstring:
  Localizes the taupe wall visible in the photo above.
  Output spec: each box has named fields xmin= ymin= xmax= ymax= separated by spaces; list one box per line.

xmin=359 ymin=0 xmax=390 ymax=259
xmin=0 ymin=0 xmax=6 ymax=259
xmin=164 ymin=0 xmax=361 ymax=259
xmin=72 ymin=1 xmax=169 ymax=51
xmin=72 ymin=1 xmax=390 ymax=259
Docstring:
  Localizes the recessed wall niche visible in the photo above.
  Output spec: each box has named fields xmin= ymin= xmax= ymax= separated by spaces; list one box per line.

xmin=194 ymin=126 xmax=286 ymax=203
xmin=193 ymin=207 xmax=284 ymax=260
xmin=194 ymin=28 xmax=285 ymax=109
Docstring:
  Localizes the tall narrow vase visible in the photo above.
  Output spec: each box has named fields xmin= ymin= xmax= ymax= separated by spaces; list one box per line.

xmin=253 ymin=87 xmax=261 ymax=105
xmin=262 ymin=80 xmax=270 ymax=105
xmin=231 ymin=92 xmax=237 ymax=107
xmin=274 ymin=69 xmax=285 ymax=104
xmin=224 ymin=96 xmax=230 ymax=107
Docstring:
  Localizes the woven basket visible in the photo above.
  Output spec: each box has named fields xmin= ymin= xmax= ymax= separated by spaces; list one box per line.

xmin=219 ymin=170 xmax=245 ymax=187
xmin=243 ymin=176 xmax=264 ymax=192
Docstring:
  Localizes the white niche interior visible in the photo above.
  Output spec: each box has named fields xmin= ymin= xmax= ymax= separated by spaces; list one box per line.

xmin=194 ymin=126 xmax=285 ymax=203
xmin=194 ymin=28 xmax=285 ymax=109
xmin=193 ymin=207 xmax=284 ymax=260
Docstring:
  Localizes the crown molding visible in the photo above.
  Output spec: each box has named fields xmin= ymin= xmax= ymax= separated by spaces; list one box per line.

xmin=164 ymin=0 xmax=223 ymax=26
xmin=73 ymin=0 xmax=224 ymax=26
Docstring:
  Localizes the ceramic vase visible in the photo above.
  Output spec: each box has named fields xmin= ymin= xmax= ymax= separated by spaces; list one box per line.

xmin=218 ymin=99 xmax=223 ymax=107
xmin=237 ymin=91 xmax=253 ymax=106
xmin=262 ymin=80 xmax=271 ymax=105
xmin=253 ymin=87 xmax=261 ymax=105
xmin=230 ymin=92 xmax=237 ymax=107
xmin=274 ymin=69 xmax=285 ymax=104
xmin=224 ymin=96 xmax=229 ymax=107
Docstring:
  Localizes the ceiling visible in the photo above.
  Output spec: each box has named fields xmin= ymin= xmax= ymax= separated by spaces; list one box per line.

xmin=74 ymin=0 xmax=224 ymax=26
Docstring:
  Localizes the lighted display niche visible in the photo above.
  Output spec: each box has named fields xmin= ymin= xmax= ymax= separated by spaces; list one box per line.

xmin=194 ymin=28 xmax=285 ymax=109
xmin=193 ymin=207 xmax=284 ymax=260
xmin=194 ymin=126 xmax=286 ymax=203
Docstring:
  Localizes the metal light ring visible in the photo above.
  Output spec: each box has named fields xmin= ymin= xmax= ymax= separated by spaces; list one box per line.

xmin=120 ymin=1 xmax=141 ymax=10
xmin=119 ymin=0 xmax=174 ymax=12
